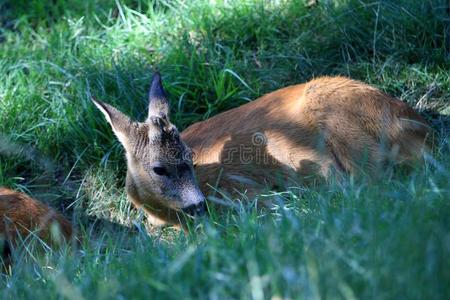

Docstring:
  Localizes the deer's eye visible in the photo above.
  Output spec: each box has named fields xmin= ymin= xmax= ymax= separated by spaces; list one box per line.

xmin=153 ymin=166 xmax=168 ymax=176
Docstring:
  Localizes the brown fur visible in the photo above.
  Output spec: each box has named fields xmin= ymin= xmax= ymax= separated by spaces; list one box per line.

xmin=95 ymin=75 xmax=432 ymax=227
xmin=0 ymin=188 xmax=73 ymax=269
xmin=181 ymin=76 xmax=432 ymax=197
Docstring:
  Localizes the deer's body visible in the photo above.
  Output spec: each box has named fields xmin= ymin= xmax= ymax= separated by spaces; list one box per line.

xmin=0 ymin=188 xmax=73 ymax=255
xmin=94 ymin=74 xmax=431 ymax=227
xmin=182 ymin=76 xmax=431 ymax=196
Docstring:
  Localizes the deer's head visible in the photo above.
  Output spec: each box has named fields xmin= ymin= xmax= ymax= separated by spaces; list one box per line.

xmin=93 ymin=73 xmax=205 ymax=224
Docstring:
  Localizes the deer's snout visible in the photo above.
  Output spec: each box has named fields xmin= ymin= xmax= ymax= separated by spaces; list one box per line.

xmin=182 ymin=201 xmax=206 ymax=217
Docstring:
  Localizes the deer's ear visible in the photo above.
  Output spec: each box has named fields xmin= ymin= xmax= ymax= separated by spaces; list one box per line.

xmin=148 ymin=72 xmax=169 ymax=119
xmin=92 ymin=98 xmax=132 ymax=146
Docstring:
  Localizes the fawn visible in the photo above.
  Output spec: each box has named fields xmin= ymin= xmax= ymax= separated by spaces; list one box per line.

xmin=93 ymin=73 xmax=432 ymax=226
xmin=0 ymin=187 xmax=73 ymax=270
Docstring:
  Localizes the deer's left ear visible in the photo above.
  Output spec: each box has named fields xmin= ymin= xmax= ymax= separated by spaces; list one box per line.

xmin=148 ymin=72 xmax=169 ymax=119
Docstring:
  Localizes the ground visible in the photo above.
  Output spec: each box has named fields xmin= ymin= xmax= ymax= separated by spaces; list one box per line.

xmin=0 ymin=0 xmax=449 ymax=299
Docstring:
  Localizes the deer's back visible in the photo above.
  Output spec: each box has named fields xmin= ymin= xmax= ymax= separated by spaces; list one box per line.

xmin=181 ymin=76 xmax=432 ymax=195
xmin=0 ymin=188 xmax=73 ymax=245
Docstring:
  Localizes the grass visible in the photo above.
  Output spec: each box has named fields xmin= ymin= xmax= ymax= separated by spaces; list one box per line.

xmin=0 ymin=0 xmax=449 ymax=298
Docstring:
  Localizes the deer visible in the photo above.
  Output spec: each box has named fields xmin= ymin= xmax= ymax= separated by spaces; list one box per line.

xmin=0 ymin=187 xmax=73 ymax=270
xmin=92 ymin=73 xmax=206 ymax=227
xmin=93 ymin=73 xmax=432 ymax=228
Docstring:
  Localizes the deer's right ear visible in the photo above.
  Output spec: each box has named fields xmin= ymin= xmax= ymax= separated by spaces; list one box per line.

xmin=92 ymin=98 xmax=132 ymax=146
xmin=148 ymin=72 xmax=170 ymax=119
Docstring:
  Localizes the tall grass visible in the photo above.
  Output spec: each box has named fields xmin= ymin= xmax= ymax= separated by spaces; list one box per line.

xmin=0 ymin=0 xmax=449 ymax=299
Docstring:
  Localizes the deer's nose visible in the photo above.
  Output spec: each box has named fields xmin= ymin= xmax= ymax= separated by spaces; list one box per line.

xmin=182 ymin=201 xmax=206 ymax=217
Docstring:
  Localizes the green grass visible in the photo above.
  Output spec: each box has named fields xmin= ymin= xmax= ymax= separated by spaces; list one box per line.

xmin=0 ymin=0 xmax=449 ymax=298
